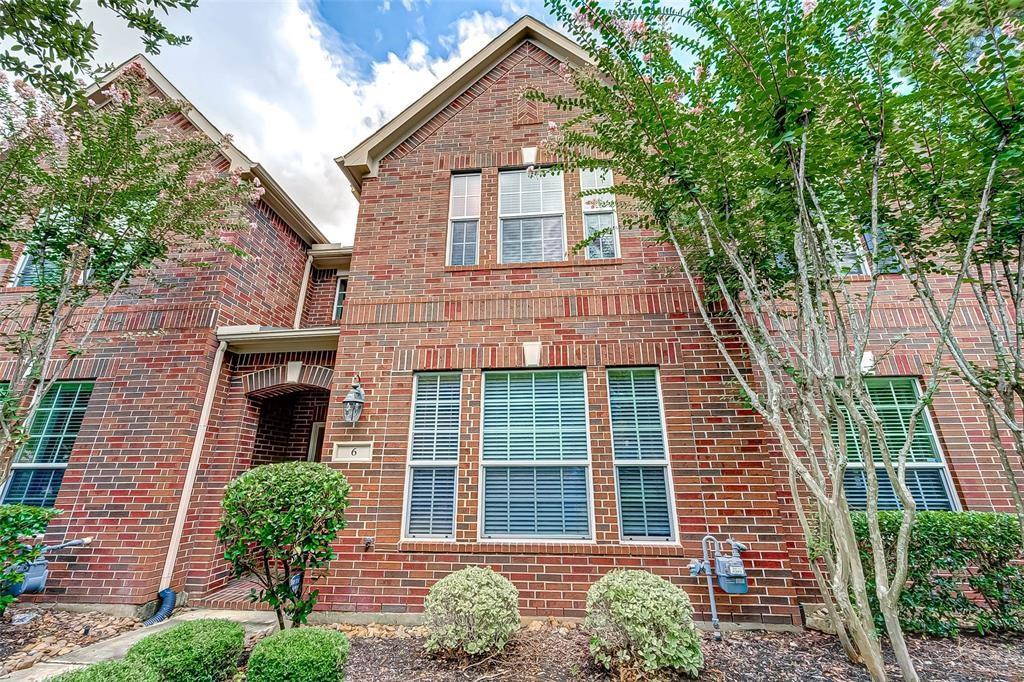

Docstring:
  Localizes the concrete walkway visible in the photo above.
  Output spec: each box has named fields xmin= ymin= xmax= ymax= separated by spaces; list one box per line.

xmin=3 ymin=609 xmax=276 ymax=681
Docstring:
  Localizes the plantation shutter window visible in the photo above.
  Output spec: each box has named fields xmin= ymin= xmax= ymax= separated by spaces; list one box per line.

xmin=3 ymin=382 xmax=94 ymax=507
xmin=833 ymin=377 xmax=956 ymax=511
xmin=580 ymin=168 xmax=619 ymax=260
xmin=498 ymin=170 xmax=565 ymax=264
xmin=608 ymin=368 xmax=674 ymax=540
xmin=404 ymin=373 xmax=461 ymax=538
xmin=447 ymin=174 xmax=480 ymax=266
xmin=481 ymin=370 xmax=591 ymax=539
xmin=11 ymin=254 xmax=53 ymax=288
xmin=333 ymin=278 xmax=348 ymax=320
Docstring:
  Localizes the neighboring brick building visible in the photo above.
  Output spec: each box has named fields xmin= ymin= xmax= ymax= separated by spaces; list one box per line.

xmin=7 ymin=18 xmax=1022 ymax=627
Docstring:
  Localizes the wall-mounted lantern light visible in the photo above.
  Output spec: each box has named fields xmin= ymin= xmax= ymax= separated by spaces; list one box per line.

xmin=342 ymin=375 xmax=365 ymax=426
xmin=521 ymin=146 xmax=538 ymax=165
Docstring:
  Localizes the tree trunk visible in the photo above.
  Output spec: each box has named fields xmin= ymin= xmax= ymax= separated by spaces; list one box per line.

xmin=879 ymin=596 xmax=918 ymax=682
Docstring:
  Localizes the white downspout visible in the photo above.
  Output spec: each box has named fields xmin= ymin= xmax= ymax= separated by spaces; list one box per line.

xmin=159 ymin=340 xmax=228 ymax=591
xmin=293 ymin=253 xmax=313 ymax=328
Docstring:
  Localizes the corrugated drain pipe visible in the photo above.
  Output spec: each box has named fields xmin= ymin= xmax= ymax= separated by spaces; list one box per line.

xmin=150 ymin=340 xmax=228 ymax=624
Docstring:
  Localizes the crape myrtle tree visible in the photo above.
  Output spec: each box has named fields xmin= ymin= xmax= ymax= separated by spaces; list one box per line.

xmin=0 ymin=63 xmax=262 ymax=486
xmin=879 ymin=2 xmax=1024 ymax=540
xmin=1 ymin=0 xmax=198 ymax=101
xmin=531 ymin=0 xmax=1017 ymax=679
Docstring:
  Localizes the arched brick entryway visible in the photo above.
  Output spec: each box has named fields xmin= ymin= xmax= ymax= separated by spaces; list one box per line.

xmin=241 ymin=361 xmax=333 ymax=398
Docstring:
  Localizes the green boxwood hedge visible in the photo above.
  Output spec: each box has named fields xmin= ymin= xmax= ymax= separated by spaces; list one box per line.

xmin=852 ymin=511 xmax=1024 ymax=637
xmin=247 ymin=627 xmax=349 ymax=682
xmin=50 ymin=660 xmax=158 ymax=682
xmin=124 ymin=619 xmax=244 ymax=682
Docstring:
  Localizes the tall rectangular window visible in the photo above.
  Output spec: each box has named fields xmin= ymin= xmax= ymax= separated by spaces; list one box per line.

xmin=498 ymin=170 xmax=565 ymax=264
xmin=11 ymin=253 xmax=52 ymax=288
xmin=447 ymin=174 xmax=480 ymax=266
xmin=608 ymin=368 xmax=674 ymax=540
xmin=834 ymin=377 xmax=957 ymax=511
xmin=481 ymin=370 xmax=590 ymax=539
xmin=333 ymin=278 xmax=347 ymax=320
xmin=404 ymin=373 xmax=461 ymax=538
xmin=580 ymin=168 xmax=619 ymax=259
xmin=3 ymin=382 xmax=94 ymax=507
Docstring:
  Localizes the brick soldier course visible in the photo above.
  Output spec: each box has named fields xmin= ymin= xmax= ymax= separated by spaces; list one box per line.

xmin=4 ymin=18 xmax=1020 ymax=627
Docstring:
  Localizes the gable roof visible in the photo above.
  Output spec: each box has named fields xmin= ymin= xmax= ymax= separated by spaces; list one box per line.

xmin=89 ymin=55 xmax=329 ymax=246
xmin=337 ymin=16 xmax=591 ymax=197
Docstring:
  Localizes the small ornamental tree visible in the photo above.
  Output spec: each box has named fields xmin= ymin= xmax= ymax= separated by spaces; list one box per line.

xmin=0 ymin=503 xmax=58 ymax=613
xmin=0 ymin=65 xmax=262 ymax=486
xmin=531 ymin=0 xmax=1022 ymax=680
xmin=217 ymin=461 xmax=350 ymax=630
xmin=0 ymin=0 xmax=198 ymax=101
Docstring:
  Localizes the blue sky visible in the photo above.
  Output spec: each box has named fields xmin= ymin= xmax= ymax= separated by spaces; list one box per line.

xmin=81 ymin=0 xmax=561 ymax=243
xmin=320 ymin=0 xmax=555 ymax=76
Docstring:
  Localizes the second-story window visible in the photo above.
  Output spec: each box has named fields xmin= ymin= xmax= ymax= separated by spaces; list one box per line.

xmin=580 ymin=168 xmax=619 ymax=259
xmin=447 ymin=173 xmax=480 ymax=266
xmin=11 ymin=253 xmax=51 ymax=288
xmin=498 ymin=169 xmax=565 ymax=264
xmin=333 ymin=278 xmax=347 ymax=320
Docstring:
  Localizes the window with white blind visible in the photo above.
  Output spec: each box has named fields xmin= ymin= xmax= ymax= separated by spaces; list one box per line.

xmin=498 ymin=170 xmax=565 ymax=264
xmin=2 ymin=382 xmax=94 ymax=507
xmin=11 ymin=253 xmax=53 ymax=287
xmin=580 ymin=168 xmax=619 ymax=259
xmin=447 ymin=173 xmax=480 ymax=266
xmin=608 ymin=368 xmax=675 ymax=541
xmin=833 ymin=377 xmax=957 ymax=511
xmin=481 ymin=370 xmax=591 ymax=539
xmin=403 ymin=373 xmax=462 ymax=538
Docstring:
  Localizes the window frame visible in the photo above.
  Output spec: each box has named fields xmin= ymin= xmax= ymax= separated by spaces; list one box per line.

xmin=446 ymin=172 xmax=481 ymax=267
xmin=497 ymin=168 xmax=567 ymax=265
xmin=1 ymin=381 xmax=94 ymax=507
xmin=10 ymin=252 xmax=41 ymax=288
xmin=476 ymin=368 xmax=595 ymax=543
xmin=840 ymin=376 xmax=960 ymax=511
xmin=306 ymin=421 xmax=325 ymax=462
xmin=580 ymin=168 xmax=620 ymax=260
xmin=333 ymin=276 xmax=348 ymax=321
xmin=607 ymin=367 xmax=679 ymax=544
xmin=401 ymin=372 xmax=463 ymax=541
xmin=838 ymin=231 xmax=901 ymax=277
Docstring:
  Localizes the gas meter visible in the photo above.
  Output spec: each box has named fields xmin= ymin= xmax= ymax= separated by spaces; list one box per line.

xmin=715 ymin=539 xmax=749 ymax=594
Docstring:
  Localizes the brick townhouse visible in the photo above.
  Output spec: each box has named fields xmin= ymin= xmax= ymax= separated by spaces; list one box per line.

xmin=5 ymin=17 xmax=1021 ymax=627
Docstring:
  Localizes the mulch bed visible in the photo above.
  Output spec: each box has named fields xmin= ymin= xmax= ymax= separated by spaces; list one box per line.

xmin=0 ymin=606 xmax=140 ymax=675
xmin=338 ymin=621 xmax=1024 ymax=681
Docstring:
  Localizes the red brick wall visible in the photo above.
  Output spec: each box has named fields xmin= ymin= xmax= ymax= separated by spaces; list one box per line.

xmin=310 ymin=41 xmax=803 ymax=624
xmin=310 ymin=39 xmax=1023 ymax=623
xmin=302 ymin=268 xmax=344 ymax=327
xmin=1 ymin=197 xmax=316 ymax=605
xmin=17 ymin=38 xmax=1022 ymax=625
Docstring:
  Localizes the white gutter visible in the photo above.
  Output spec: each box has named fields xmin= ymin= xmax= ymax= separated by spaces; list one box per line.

xmin=294 ymin=253 xmax=313 ymax=328
xmin=159 ymin=340 xmax=228 ymax=591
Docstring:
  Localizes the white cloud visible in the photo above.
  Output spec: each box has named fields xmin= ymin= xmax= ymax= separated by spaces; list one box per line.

xmin=80 ymin=1 xmax=511 ymax=244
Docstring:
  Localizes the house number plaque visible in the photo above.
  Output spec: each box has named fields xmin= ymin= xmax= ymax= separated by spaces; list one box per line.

xmin=332 ymin=441 xmax=373 ymax=463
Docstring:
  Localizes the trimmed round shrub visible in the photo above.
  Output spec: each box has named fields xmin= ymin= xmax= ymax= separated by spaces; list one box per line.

xmin=424 ymin=566 xmax=520 ymax=657
xmin=247 ymin=626 xmax=349 ymax=682
xmin=124 ymin=618 xmax=244 ymax=682
xmin=584 ymin=570 xmax=703 ymax=678
xmin=50 ymin=660 xmax=159 ymax=682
